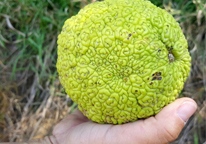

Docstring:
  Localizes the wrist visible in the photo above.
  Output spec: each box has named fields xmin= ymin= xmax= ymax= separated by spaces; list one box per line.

xmin=27 ymin=136 xmax=58 ymax=144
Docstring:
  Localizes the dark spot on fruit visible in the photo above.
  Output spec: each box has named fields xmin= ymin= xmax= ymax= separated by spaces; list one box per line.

xmin=150 ymin=82 xmax=153 ymax=85
xmin=135 ymin=90 xmax=138 ymax=92
xmin=158 ymin=49 xmax=161 ymax=52
xmin=129 ymin=33 xmax=132 ymax=37
xmin=157 ymin=77 xmax=162 ymax=80
xmin=157 ymin=72 xmax=161 ymax=76
xmin=140 ymin=85 xmax=142 ymax=87
xmin=65 ymin=48 xmax=68 ymax=50
xmin=147 ymin=78 xmax=149 ymax=80
xmin=152 ymin=77 xmax=157 ymax=80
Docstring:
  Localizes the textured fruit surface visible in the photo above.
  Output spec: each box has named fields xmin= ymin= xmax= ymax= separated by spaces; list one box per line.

xmin=56 ymin=0 xmax=191 ymax=124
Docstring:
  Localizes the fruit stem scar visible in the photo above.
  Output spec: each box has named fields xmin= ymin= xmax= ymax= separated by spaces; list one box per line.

xmin=168 ymin=51 xmax=175 ymax=63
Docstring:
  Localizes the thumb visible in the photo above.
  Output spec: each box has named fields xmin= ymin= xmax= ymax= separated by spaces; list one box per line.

xmin=147 ymin=97 xmax=197 ymax=143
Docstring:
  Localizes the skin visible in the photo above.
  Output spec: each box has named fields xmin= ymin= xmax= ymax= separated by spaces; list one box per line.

xmin=26 ymin=97 xmax=197 ymax=144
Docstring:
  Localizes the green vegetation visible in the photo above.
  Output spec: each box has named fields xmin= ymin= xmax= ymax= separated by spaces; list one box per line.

xmin=0 ymin=0 xmax=205 ymax=143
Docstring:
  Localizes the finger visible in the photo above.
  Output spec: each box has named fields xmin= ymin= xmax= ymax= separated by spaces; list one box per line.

xmin=70 ymin=109 xmax=89 ymax=121
xmin=152 ymin=97 xmax=197 ymax=143
xmin=52 ymin=109 xmax=89 ymax=136
xmin=138 ymin=97 xmax=197 ymax=143
xmin=105 ymin=98 xmax=197 ymax=144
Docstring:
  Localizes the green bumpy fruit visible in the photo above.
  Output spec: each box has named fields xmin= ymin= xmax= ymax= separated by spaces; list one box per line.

xmin=57 ymin=0 xmax=191 ymax=124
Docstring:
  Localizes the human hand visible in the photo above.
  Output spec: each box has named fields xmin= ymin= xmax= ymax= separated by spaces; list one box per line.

xmin=30 ymin=97 xmax=196 ymax=144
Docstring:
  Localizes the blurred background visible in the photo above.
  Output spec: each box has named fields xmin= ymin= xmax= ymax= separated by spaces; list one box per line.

xmin=0 ymin=0 xmax=205 ymax=143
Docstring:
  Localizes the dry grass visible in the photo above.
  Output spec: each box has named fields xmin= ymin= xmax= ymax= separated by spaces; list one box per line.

xmin=170 ymin=1 xmax=206 ymax=143
xmin=0 ymin=0 xmax=205 ymax=143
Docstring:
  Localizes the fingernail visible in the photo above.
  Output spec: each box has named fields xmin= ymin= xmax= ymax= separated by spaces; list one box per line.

xmin=176 ymin=101 xmax=197 ymax=122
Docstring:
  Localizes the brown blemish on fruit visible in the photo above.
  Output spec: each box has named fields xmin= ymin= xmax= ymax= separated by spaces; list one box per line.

xmin=157 ymin=72 xmax=161 ymax=76
xmin=152 ymin=77 xmax=157 ymax=81
xmin=152 ymin=72 xmax=162 ymax=81
xmin=157 ymin=77 xmax=162 ymax=80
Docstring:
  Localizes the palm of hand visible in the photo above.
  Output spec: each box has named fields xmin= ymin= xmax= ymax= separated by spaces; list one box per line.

xmin=52 ymin=98 xmax=196 ymax=144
